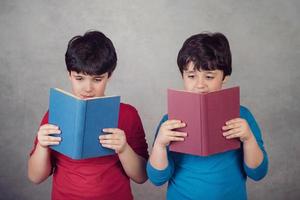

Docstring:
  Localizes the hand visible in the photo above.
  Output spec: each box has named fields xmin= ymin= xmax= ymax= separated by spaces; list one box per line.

xmin=154 ymin=120 xmax=187 ymax=148
xmin=99 ymin=128 xmax=128 ymax=154
xmin=222 ymin=118 xmax=254 ymax=142
xmin=37 ymin=124 xmax=61 ymax=148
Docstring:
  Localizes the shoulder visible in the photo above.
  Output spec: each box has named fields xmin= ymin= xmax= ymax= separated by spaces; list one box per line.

xmin=240 ymin=105 xmax=259 ymax=126
xmin=120 ymin=103 xmax=139 ymax=116
xmin=162 ymin=114 xmax=168 ymax=122
xmin=40 ymin=110 xmax=49 ymax=126
xmin=156 ymin=114 xmax=168 ymax=128
xmin=240 ymin=105 xmax=253 ymax=119
xmin=119 ymin=103 xmax=142 ymax=125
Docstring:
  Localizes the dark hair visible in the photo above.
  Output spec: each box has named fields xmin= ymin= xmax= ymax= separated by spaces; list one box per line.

xmin=177 ymin=32 xmax=232 ymax=78
xmin=65 ymin=30 xmax=117 ymax=77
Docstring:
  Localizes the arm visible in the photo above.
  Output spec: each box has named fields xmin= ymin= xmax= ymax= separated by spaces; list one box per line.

xmin=146 ymin=151 xmax=175 ymax=186
xmin=118 ymin=139 xmax=147 ymax=184
xmin=222 ymin=107 xmax=268 ymax=180
xmin=223 ymin=118 xmax=264 ymax=168
xmin=147 ymin=117 xmax=187 ymax=185
xmin=99 ymin=128 xmax=147 ymax=183
xmin=149 ymin=119 xmax=186 ymax=169
xmin=28 ymin=124 xmax=61 ymax=184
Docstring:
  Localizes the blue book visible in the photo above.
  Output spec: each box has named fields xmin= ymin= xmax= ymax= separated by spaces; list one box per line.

xmin=49 ymin=88 xmax=120 ymax=160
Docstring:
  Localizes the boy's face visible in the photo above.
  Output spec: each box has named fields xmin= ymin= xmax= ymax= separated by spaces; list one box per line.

xmin=182 ymin=62 xmax=228 ymax=93
xmin=69 ymin=71 xmax=110 ymax=99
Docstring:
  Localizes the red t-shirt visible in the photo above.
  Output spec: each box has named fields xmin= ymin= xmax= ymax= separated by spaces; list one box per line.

xmin=30 ymin=103 xmax=148 ymax=200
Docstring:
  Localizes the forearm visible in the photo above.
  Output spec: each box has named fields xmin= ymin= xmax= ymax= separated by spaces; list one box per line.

xmin=28 ymin=143 xmax=52 ymax=184
xmin=147 ymin=142 xmax=174 ymax=186
xmin=149 ymin=142 xmax=169 ymax=170
xmin=243 ymin=135 xmax=264 ymax=168
xmin=118 ymin=144 xmax=147 ymax=184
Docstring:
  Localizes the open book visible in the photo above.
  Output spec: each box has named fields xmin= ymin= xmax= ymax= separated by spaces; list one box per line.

xmin=49 ymin=88 xmax=120 ymax=159
xmin=168 ymin=87 xmax=241 ymax=156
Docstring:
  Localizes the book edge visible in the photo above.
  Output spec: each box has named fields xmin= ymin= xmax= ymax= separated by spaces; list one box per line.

xmin=52 ymin=88 xmax=120 ymax=101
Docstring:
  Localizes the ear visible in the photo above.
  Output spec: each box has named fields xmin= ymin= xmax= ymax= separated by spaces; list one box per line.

xmin=222 ymin=75 xmax=229 ymax=84
xmin=68 ymin=72 xmax=72 ymax=81
xmin=107 ymin=72 xmax=113 ymax=81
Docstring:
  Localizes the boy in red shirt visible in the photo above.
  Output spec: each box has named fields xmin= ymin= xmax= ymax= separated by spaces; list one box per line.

xmin=28 ymin=30 xmax=148 ymax=200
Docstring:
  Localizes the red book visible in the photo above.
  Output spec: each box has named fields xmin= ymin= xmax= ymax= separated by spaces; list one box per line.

xmin=168 ymin=87 xmax=241 ymax=156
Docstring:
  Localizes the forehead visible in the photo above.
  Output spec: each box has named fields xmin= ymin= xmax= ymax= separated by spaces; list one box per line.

xmin=184 ymin=63 xmax=218 ymax=73
xmin=71 ymin=71 xmax=107 ymax=77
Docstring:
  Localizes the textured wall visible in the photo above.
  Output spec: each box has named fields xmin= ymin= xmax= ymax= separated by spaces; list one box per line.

xmin=0 ymin=0 xmax=299 ymax=199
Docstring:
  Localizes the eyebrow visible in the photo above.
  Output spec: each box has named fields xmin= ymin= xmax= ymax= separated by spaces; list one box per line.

xmin=93 ymin=75 xmax=106 ymax=78
xmin=184 ymin=70 xmax=217 ymax=74
xmin=73 ymin=73 xmax=105 ymax=78
xmin=205 ymin=71 xmax=217 ymax=74
xmin=184 ymin=70 xmax=196 ymax=73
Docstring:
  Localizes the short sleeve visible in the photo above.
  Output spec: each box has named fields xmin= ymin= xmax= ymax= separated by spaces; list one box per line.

xmin=119 ymin=104 xmax=149 ymax=160
xmin=29 ymin=111 xmax=49 ymax=156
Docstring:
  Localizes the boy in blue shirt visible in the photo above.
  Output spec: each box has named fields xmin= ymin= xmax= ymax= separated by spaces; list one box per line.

xmin=147 ymin=32 xmax=268 ymax=199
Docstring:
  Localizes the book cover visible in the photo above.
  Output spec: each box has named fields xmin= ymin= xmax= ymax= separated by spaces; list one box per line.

xmin=49 ymin=88 xmax=120 ymax=160
xmin=168 ymin=87 xmax=241 ymax=156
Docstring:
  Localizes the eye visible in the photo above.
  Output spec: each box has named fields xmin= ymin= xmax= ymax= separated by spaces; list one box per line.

xmin=75 ymin=76 xmax=83 ymax=81
xmin=94 ymin=78 xmax=102 ymax=82
xmin=187 ymin=75 xmax=195 ymax=79
xmin=205 ymin=73 xmax=215 ymax=80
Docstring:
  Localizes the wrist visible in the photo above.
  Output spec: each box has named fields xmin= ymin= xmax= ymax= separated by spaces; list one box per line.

xmin=117 ymin=142 xmax=129 ymax=155
xmin=37 ymin=142 xmax=50 ymax=151
xmin=243 ymin=134 xmax=255 ymax=144
xmin=153 ymin=141 xmax=167 ymax=151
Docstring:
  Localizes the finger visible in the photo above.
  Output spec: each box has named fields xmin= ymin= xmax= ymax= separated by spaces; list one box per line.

xmin=165 ymin=122 xmax=186 ymax=130
xmin=99 ymin=139 xmax=120 ymax=145
xmin=163 ymin=120 xmax=182 ymax=126
xmin=170 ymin=136 xmax=185 ymax=142
xmin=49 ymin=129 xmax=61 ymax=135
xmin=169 ymin=131 xmax=187 ymax=137
xmin=222 ymin=123 xmax=241 ymax=131
xmin=42 ymin=136 xmax=61 ymax=142
xmin=40 ymin=124 xmax=59 ymax=130
xmin=39 ymin=137 xmax=61 ymax=146
xmin=225 ymin=132 xmax=241 ymax=139
xmin=223 ymin=128 xmax=241 ymax=137
xmin=99 ymin=133 xmax=120 ymax=140
xmin=101 ymin=143 xmax=119 ymax=150
xmin=102 ymin=128 xmax=122 ymax=134
xmin=40 ymin=129 xmax=61 ymax=136
xmin=44 ymin=141 xmax=60 ymax=146
xmin=225 ymin=118 xmax=243 ymax=125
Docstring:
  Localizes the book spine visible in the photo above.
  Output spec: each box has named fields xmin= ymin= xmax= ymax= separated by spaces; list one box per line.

xmin=73 ymin=101 xmax=87 ymax=159
xmin=200 ymin=95 xmax=208 ymax=156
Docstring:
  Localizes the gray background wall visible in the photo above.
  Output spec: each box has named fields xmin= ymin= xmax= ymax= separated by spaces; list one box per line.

xmin=0 ymin=0 xmax=299 ymax=199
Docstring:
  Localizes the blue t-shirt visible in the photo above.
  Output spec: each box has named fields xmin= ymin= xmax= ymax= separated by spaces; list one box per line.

xmin=147 ymin=106 xmax=268 ymax=200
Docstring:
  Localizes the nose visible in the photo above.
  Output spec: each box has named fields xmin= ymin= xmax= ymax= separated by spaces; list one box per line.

xmin=84 ymin=81 xmax=93 ymax=92
xmin=196 ymin=77 xmax=205 ymax=89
